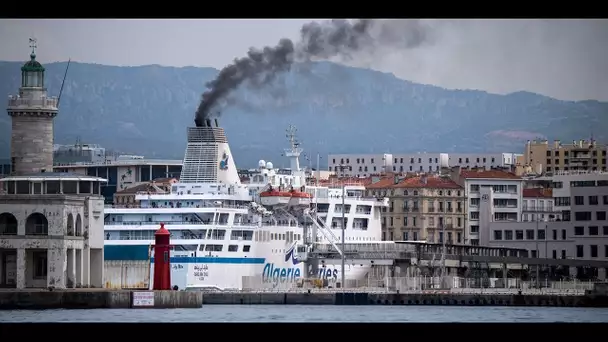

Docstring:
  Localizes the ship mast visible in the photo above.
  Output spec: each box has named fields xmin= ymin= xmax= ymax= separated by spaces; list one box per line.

xmin=284 ymin=125 xmax=303 ymax=172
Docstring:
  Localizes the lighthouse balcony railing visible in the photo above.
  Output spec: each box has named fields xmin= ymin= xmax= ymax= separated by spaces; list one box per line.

xmin=8 ymin=96 xmax=58 ymax=108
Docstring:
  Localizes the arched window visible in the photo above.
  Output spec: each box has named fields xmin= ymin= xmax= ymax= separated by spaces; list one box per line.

xmin=0 ymin=213 xmax=18 ymax=235
xmin=26 ymin=213 xmax=48 ymax=235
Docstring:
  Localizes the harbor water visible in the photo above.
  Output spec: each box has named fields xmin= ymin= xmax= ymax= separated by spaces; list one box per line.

xmin=2 ymin=305 xmax=608 ymax=322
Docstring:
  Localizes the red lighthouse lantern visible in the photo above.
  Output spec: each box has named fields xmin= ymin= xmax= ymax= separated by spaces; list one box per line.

xmin=153 ymin=223 xmax=171 ymax=290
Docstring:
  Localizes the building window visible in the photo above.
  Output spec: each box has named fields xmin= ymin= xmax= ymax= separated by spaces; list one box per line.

xmin=457 ymin=232 xmax=462 ymax=243
xmin=505 ymin=230 xmax=513 ymax=240
xmin=589 ymin=226 xmax=599 ymax=235
xmin=589 ymin=196 xmax=599 ymax=205
xmin=562 ymin=229 xmax=566 ymax=240
xmin=552 ymin=250 xmax=557 ymax=259
xmin=576 ymin=245 xmax=584 ymax=258
xmin=604 ymin=226 xmax=608 ymax=235
xmin=494 ymin=230 xmax=502 ymax=240
xmin=574 ymin=196 xmax=584 ymax=205
xmin=33 ymin=251 xmax=47 ymax=278
xmin=590 ymin=245 xmax=598 ymax=258
xmin=574 ymin=226 xmax=584 ymax=235
xmin=574 ymin=212 xmax=592 ymax=221
xmin=515 ymin=230 xmax=524 ymax=240
xmin=552 ymin=229 xmax=557 ymax=240
xmin=537 ymin=230 xmax=545 ymax=240
xmin=597 ymin=212 xmax=606 ymax=221
xmin=561 ymin=250 xmax=566 ymax=259
xmin=526 ymin=230 xmax=534 ymax=240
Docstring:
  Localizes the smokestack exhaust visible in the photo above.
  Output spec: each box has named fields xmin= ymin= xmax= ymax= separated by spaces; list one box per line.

xmin=205 ymin=119 xmax=212 ymax=128
xmin=193 ymin=19 xmax=434 ymax=125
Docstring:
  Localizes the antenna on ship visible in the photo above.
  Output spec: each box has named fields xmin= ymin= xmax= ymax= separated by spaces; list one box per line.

xmin=57 ymin=58 xmax=71 ymax=108
xmin=284 ymin=125 xmax=303 ymax=173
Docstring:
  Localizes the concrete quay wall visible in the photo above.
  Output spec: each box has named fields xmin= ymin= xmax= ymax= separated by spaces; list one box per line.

xmin=0 ymin=290 xmax=202 ymax=310
xmin=202 ymin=292 xmax=608 ymax=308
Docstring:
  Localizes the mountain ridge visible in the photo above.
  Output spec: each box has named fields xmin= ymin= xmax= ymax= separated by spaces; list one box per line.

xmin=1 ymin=60 xmax=606 ymax=168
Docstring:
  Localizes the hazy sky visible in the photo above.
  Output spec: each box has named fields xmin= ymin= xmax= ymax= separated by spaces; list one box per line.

xmin=1 ymin=19 xmax=607 ymax=102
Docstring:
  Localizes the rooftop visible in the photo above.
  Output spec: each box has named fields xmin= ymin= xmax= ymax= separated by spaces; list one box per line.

xmin=523 ymin=188 xmax=553 ymax=198
xmin=0 ymin=172 xmax=107 ymax=182
xmin=366 ymin=175 xmax=462 ymax=190
xmin=115 ymin=178 xmax=176 ymax=194
xmin=53 ymin=159 xmax=182 ymax=167
xmin=460 ymin=169 xmax=521 ymax=180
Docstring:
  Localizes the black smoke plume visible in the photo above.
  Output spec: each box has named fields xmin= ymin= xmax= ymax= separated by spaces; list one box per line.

xmin=194 ymin=19 xmax=433 ymax=127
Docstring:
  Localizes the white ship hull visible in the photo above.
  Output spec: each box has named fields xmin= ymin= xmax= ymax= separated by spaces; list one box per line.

xmin=104 ymin=124 xmax=387 ymax=291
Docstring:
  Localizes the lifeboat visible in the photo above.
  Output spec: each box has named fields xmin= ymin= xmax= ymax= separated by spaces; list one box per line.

xmin=259 ymin=186 xmax=313 ymax=207
xmin=288 ymin=189 xmax=313 ymax=206
xmin=259 ymin=189 xmax=293 ymax=206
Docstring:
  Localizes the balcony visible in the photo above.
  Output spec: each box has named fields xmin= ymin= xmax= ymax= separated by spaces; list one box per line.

xmin=522 ymin=205 xmax=560 ymax=212
xmin=8 ymin=96 xmax=58 ymax=109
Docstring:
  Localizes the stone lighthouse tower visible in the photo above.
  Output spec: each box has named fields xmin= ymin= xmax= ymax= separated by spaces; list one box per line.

xmin=7 ymin=39 xmax=58 ymax=176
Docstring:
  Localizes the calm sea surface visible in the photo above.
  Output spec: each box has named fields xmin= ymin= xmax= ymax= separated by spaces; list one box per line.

xmin=2 ymin=305 xmax=608 ymax=322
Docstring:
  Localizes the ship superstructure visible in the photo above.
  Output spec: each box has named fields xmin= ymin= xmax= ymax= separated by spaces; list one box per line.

xmin=104 ymin=121 xmax=388 ymax=290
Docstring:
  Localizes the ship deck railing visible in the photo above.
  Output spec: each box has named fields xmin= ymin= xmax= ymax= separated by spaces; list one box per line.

xmin=106 ymin=203 xmax=250 ymax=210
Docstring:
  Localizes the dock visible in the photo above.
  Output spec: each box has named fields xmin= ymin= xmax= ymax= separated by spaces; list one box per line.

xmin=201 ymin=288 xmax=608 ymax=307
xmin=0 ymin=289 xmax=202 ymax=310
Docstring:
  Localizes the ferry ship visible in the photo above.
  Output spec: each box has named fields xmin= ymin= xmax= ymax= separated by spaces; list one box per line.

xmin=104 ymin=120 xmax=388 ymax=290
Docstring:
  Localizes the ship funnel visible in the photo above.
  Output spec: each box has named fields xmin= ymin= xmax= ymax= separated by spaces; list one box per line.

xmin=214 ymin=118 xmax=219 ymax=127
xmin=180 ymin=123 xmax=240 ymax=185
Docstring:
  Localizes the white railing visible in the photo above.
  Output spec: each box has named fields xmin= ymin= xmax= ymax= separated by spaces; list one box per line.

xmin=106 ymin=203 xmax=250 ymax=210
xmin=304 ymin=208 xmax=343 ymax=255
xmin=8 ymin=96 xmax=58 ymax=108
xmin=54 ymin=159 xmax=182 ymax=167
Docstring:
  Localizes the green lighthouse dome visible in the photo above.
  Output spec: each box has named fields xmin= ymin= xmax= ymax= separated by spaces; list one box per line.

xmin=21 ymin=52 xmax=45 ymax=73
xmin=21 ymin=40 xmax=45 ymax=88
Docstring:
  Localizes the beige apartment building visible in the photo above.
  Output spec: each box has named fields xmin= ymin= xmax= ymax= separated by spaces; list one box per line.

xmin=366 ymin=174 xmax=467 ymax=244
xmin=524 ymin=139 xmax=607 ymax=175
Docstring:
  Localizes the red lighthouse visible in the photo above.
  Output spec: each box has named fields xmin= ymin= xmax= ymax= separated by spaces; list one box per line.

xmin=153 ymin=223 xmax=171 ymax=290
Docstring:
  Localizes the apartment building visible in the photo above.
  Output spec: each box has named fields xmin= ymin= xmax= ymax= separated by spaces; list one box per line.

xmin=450 ymin=167 xmax=524 ymax=245
xmin=486 ymin=176 xmax=608 ymax=280
xmin=389 ymin=153 xmax=449 ymax=174
xmin=328 ymin=152 xmax=519 ymax=177
xmin=328 ymin=154 xmax=391 ymax=177
xmin=528 ymin=170 xmax=608 ymax=222
xmin=365 ymin=174 xmax=466 ymax=244
xmin=522 ymin=188 xmax=561 ymax=222
xmin=524 ymin=139 xmax=608 ymax=175
xmin=448 ymin=153 xmax=520 ymax=171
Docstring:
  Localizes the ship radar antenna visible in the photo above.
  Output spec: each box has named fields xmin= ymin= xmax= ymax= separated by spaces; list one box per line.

xmin=283 ymin=125 xmax=303 ymax=172
xmin=286 ymin=125 xmax=299 ymax=150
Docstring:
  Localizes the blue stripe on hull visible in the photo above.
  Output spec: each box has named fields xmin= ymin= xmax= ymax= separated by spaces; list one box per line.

xmin=150 ymin=257 xmax=265 ymax=264
xmin=104 ymin=245 xmax=149 ymax=261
